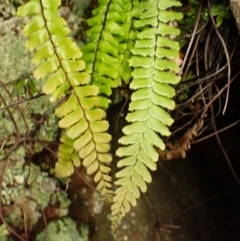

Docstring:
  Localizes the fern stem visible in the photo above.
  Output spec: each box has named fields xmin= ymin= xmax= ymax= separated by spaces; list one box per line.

xmin=111 ymin=0 xmax=183 ymax=229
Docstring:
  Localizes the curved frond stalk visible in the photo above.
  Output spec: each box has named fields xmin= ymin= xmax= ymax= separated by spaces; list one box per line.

xmin=81 ymin=0 xmax=135 ymax=95
xmin=17 ymin=0 xmax=113 ymax=201
xmin=111 ymin=0 xmax=183 ymax=229
xmin=118 ymin=0 xmax=140 ymax=85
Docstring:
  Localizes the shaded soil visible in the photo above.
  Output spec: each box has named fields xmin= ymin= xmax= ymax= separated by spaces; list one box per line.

xmin=85 ymin=151 xmax=240 ymax=241
xmin=77 ymin=80 xmax=240 ymax=241
xmin=87 ymin=155 xmax=239 ymax=241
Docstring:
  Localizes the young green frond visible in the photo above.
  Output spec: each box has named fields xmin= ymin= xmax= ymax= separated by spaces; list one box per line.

xmin=55 ymin=136 xmax=81 ymax=177
xmin=17 ymin=0 xmax=113 ymax=201
xmin=81 ymin=0 xmax=135 ymax=94
xmin=111 ymin=0 xmax=183 ymax=229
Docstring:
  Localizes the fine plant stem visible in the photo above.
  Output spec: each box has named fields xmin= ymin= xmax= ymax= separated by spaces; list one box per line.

xmin=207 ymin=0 xmax=231 ymax=115
xmin=180 ymin=0 xmax=203 ymax=78
xmin=194 ymin=118 xmax=240 ymax=143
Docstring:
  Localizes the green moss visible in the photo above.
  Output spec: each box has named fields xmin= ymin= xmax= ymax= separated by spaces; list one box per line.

xmin=2 ymin=160 xmax=72 ymax=230
xmin=36 ymin=218 xmax=89 ymax=241
xmin=0 ymin=29 xmax=58 ymax=160
xmin=0 ymin=224 xmax=10 ymax=241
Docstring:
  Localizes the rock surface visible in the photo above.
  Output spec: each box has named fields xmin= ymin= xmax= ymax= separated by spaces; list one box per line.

xmin=230 ymin=0 xmax=240 ymax=35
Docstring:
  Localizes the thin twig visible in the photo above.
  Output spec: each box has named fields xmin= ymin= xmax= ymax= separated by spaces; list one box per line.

xmin=180 ymin=0 xmax=203 ymax=77
xmin=207 ymin=0 xmax=231 ymax=115
xmin=0 ymin=93 xmax=45 ymax=111
xmin=209 ymin=92 xmax=240 ymax=187
xmin=41 ymin=208 xmax=48 ymax=241
xmin=172 ymin=189 xmax=240 ymax=221
xmin=143 ymin=194 xmax=161 ymax=241
xmin=0 ymin=160 xmax=27 ymax=241
xmin=194 ymin=118 xmax=240 ymax=143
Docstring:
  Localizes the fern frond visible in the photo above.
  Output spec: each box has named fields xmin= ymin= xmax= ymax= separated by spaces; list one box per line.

xmin=111 ymin=0 xmax=183 ymax=228
xmin=81 ymin=0 xmax=135 ymax=94
xmin=17 ymin=0 xmax=113 ymax=201
xmin=55 ymin=135 xmax=81 ymax=177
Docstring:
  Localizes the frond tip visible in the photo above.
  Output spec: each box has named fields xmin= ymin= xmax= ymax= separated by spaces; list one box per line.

xmin=111 ymin=0 xmax=183 ymax=229
xmin=17 ymin=0 xmax=113 ymax=201
xmin=54 ymin=86 xmax=114 ymax=201
xmin=55 ymin=136 xmax=81 ymax=178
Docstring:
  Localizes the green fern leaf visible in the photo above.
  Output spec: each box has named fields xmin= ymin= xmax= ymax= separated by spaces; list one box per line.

xmin=55 ymin=136 xmax=81 ymax=177
xmin=81 ymin=0 xmax=136 ymax=93
xmin=17 ymin=0 xmax=113 ymax=201
xmin=111 ymin=0 xmax=183 ymax=229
